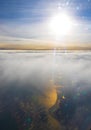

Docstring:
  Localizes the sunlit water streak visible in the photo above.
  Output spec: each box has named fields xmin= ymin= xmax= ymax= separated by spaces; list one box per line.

xmin=0 ymin=51 xmax=91 ymax=130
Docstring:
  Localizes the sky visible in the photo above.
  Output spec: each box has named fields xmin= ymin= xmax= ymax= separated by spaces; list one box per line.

xmin=0 ymin=0 xmax=91 ymax=45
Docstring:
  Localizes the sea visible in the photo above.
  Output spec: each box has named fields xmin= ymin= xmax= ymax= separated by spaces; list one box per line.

xmin=0 ymin=50 xmax=91 ymax=130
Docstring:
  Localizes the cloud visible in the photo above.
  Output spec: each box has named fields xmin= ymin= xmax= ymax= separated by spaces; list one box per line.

xmin=0 ymin=20 xmax=91 ymax=44
xmin=0 ymin=52 xmax=91 ymax=89
xmin=0 ymin=52 xmax=91 ymax=129
xmin=0 ymin=0 xmax=91 ymax=44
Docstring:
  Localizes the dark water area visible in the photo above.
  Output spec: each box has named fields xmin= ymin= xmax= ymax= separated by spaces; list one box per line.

xmin=0 ymin=51 xmax=91 ymax=130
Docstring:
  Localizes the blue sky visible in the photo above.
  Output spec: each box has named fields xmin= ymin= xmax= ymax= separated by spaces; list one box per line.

xmin=0 ymin=0 xmax=91 ymax=44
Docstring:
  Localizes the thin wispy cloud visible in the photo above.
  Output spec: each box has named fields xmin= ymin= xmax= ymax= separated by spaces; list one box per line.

xmin=0 ymin=0 xmax=91 ymax=44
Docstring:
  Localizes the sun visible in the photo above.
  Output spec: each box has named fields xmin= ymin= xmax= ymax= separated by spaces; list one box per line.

xmin=49 ymin=13 xmax=73 ymax=38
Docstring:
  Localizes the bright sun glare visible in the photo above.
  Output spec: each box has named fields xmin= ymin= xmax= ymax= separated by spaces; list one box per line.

xmin=49 ymin=13 xmax=73 ymax=38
